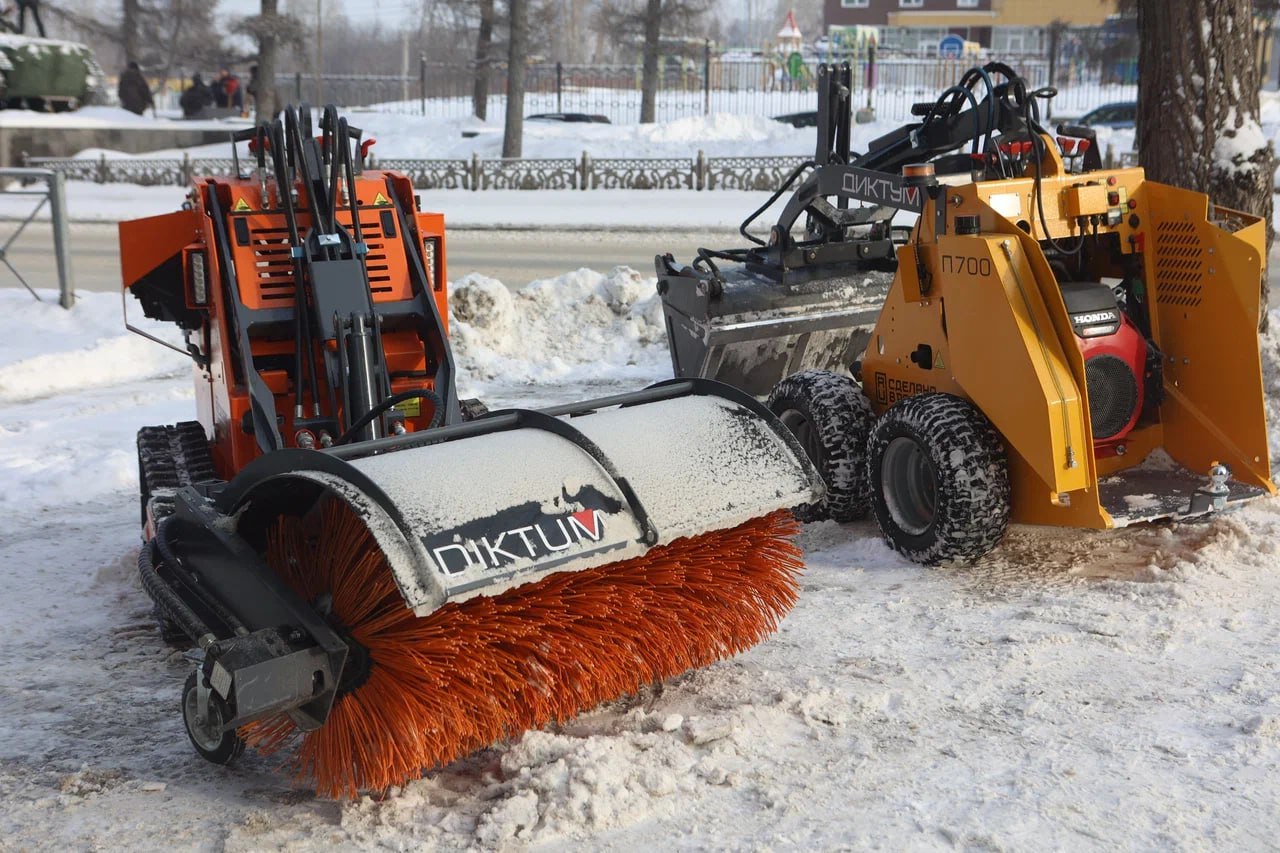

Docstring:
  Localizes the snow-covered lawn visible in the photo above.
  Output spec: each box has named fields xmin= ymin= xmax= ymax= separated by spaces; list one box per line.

xmin=1 ymin=275 xmax=1279 ymax=849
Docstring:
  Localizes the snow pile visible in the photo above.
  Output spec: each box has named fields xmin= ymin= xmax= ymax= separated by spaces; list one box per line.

xmin=0 ymin=290 xmax=190 ymax=512
xmin=447 ymin=266 xmax=669 ymax=398
xmin=0 ymin=290 xmax=186 ymax=404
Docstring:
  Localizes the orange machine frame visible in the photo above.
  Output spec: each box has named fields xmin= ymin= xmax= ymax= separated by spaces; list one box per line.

xmin=121 ymin=169 xmax=450 ymax=480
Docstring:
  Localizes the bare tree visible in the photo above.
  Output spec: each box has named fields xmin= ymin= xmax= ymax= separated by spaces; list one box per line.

xmin=237 ymin=0 xmax=303 ymax=120
xmin=1136 ymin=0 xmax=1275 ymax=329
xmin=593 ymin=0 xmax=711 ymax=123
xmin=639 ymin=0 xmax=660 ymax=123
xmin=472 ymin=0 xmax=495 ymax=120
xmin=122 ymin=0 xmax=139 ymax=64
xmin=503 ymin=0 xmax=527 ymax=156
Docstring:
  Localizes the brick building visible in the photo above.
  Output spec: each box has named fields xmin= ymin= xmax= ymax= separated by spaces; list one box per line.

xmin=825 ymin=0 xmax=1118 ymax=54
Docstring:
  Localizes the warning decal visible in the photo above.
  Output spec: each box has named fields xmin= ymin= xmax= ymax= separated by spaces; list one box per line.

xmin=232 ymin=198 xmax=252 ymax=212
xmin=933 ymin=350 xmax=946 ymax=370
xmin=372 ymin=192 xmax=392 ymax=206
xmin=393 ymin=397 xmax=422 ymax=417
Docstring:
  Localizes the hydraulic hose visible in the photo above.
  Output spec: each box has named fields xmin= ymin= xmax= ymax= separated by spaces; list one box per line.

xmin=153 ymin=518 xmax=248 ymax=637
xmin=334 ymin=388 xmax=445 ymax=446
xmin=138 ymin=542 xmax=215 ymax=649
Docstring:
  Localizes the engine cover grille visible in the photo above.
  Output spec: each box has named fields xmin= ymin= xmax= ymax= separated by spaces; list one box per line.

xmin=1085 ymin=354 xmax=1139 ymax=440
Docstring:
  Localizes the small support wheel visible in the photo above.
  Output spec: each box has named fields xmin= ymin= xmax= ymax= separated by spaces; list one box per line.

xmin=767 ymin=369 xmax=875 ymax=522
xmin=867 ymin=392 xmax=1010 ymax=565
xmin=181 ymin=671 xmax=245 ymax=766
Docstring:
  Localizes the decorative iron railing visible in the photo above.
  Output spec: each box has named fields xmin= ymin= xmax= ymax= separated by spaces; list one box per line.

xmin=22 ymin=146 xmax=1135 ymax=193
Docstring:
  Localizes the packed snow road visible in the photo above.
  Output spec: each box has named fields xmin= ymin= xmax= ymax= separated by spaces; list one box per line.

xmin=1 ymin=277 xmax=1279 ymax=851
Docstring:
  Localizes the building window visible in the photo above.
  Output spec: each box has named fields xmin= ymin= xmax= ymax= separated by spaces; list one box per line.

xmin=900 ymin=0 xmax=925 ymax=7
xmin=841 ymin=0 xmax=870 ymax=6
xmin=957 ymin=0 xmax=979 ymax=7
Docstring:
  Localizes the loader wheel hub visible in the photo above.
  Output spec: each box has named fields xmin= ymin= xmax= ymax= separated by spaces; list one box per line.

xmin=184 ymin=688 xmax=227 ymax=752
xmin=881 ymin=437 xmax=936 ymax=536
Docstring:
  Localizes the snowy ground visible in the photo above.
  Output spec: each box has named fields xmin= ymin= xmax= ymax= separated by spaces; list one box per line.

xmin=1 ymin=270 xmax=1279 ymax=850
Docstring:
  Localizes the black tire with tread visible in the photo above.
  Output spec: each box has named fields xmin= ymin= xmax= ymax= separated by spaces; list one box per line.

xmin=767 ymin=369 xmax=875 ymax=523
xmin=867 ymin=393 xmax=1010 ymax=564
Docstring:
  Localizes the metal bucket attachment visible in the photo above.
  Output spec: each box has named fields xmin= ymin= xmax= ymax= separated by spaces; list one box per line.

xmin=221 ymin=379 xmax=824 ymax=618
xmin=658 ymin=259 xmax=890 ymax=397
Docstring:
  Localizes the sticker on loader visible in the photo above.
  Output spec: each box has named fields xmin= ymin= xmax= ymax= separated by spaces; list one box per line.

xmin=373 ymin=192 xmax=392 ymax=206
xmin=422 ymin=487 xmax=627 ymax=576
xmin=393 ymin=397 xmax=421 ymax=417
xmin=874 ymin=372 xmax=936 ymax=405
xmin=232 ymin=198 xmax=252 ymax=212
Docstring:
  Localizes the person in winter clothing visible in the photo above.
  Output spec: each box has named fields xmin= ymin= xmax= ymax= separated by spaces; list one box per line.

xmin=180 ymin=74 xmax=214 ymax=118
xmin=16 ymin=0 xmax=43 ymax=37
xmin=117 ymin=62 xmax=154 ymax=116
xmin=212 ymin=68 xmax=243 ymax=110
xmin=245 ymin=64 xmax=258 ymax=118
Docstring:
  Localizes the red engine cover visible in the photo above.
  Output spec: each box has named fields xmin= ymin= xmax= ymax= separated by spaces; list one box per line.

xmin=1075 ymin=314 xmax=1147 ymax=455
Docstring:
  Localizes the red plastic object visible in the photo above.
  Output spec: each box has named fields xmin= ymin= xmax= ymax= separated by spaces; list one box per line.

xmin=1077 ymin=313 xmax=1148 ymax=454
xmin=360 ymin=138 xmax=377 ymax=159
xmin=1059 ymin=137 xmax=1077 ymax=154
xmin=1077 ymin=139 xmax=1092 ymax=153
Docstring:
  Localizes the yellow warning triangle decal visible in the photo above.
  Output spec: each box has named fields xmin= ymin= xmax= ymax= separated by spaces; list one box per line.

xmin=372 ymin=192 xmax=391 ymax=206
xmin=232 ymin=197 xmax=252 ymax=212
xmin=933 ymin=350 xmax=946 ymax=370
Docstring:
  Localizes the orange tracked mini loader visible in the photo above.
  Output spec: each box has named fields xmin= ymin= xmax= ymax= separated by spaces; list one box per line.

xmin=659 ymin=64 xmax=1275 ymax=564
xmin=121 ymin=106 xmax=823 ymax=797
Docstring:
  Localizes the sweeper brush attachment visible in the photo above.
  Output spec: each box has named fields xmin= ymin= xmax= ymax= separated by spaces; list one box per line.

xmin=122 ymin=105 xmax=823 ymax=796
xmin=245 ymin=500 xmax=801 ymax=798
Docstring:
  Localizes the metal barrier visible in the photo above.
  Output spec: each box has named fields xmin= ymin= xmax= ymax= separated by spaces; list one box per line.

xmin=25 ymin=152 xmax=813 ymax=194
xmin=1 ymin=168 xmax=73 ymax=309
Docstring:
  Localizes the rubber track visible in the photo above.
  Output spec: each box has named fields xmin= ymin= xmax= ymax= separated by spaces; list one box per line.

xmin=137 ymin=421 xmax=219 ymax=494
xmin=137 ymin=422 xmax=221 ymax=644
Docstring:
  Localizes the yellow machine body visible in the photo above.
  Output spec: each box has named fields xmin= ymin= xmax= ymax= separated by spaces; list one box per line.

xmin=860 ymin=141 xmax=1275 ymax=529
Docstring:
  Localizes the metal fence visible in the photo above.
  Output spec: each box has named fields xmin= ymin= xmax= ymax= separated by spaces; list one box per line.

xmin=24 ymin=151 xmax=812 ymax=192
xmin=3 ymin=168 xmax=74 ymax=308
xmin=277 ymin=55 xmax=1133 ymax=125
xmin=25 ymin=146 xmax=1137 ymax=193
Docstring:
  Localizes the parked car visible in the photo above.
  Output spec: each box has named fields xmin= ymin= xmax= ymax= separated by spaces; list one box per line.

xmin=773 ymin=110 xmax=818 ymax=128
xmin=526 ymin=112 xmax=611 ymax=124
xmin=1073 ymin=101 xmax=1137 ymax=129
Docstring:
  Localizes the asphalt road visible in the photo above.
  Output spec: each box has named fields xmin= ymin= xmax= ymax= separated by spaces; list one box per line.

xmin=5 ymin=222 xmax=1280 ymax=305
xmin=0 ymin=223 xmax=741 ymax=295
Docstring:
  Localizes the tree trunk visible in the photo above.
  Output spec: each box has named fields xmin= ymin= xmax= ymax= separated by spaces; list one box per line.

xmin=503 ymin=0 xmax=528 ymax=158
xmin=122 ymin=0 xmax=139 ymax=64
xmin=257 ymin=0 xmax=281 ymax=121
xmin=472 ymin=0 xmax=494 ymax=121
xmin=639 ymin=0 xmax=662 ymax=123
xmin=1137 ymin=0 xmax=1274 ymax=330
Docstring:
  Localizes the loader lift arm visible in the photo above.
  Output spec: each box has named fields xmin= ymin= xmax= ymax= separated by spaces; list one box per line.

xmin=673 ymin=61 xmax=1068 ymax=282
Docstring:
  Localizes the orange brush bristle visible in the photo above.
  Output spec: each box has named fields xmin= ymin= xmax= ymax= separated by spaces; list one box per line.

xmin=243 ymin=498 xmax=804 ymax=799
